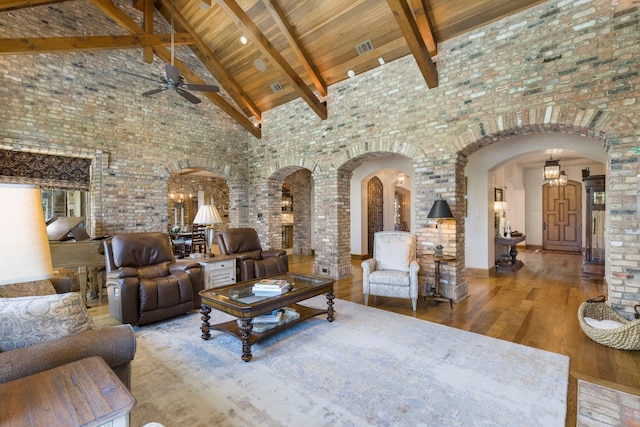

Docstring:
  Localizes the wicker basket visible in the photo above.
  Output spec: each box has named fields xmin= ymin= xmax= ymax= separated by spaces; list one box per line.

xmin=578 ymin=301 xmax=640 ymax=351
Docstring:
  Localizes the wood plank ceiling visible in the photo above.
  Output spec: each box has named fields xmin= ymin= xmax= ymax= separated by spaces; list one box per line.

xmin=0 ymin=0 xmax=547 ymax=138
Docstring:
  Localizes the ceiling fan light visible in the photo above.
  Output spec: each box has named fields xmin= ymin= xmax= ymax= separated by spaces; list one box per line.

xmin=240 ymin=36 xmax=248 ymax=45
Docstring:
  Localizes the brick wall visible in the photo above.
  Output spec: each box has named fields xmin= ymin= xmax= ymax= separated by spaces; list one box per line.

xmin=253 ymin=0 xmax=640 ymax=315
xmin=0 ymin=1 xmax=248 ymax=235
xmin=1 ymin=0 xmax=639 ymax=315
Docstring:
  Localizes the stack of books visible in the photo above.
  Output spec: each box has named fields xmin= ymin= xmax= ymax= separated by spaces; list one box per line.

xmin=252 ymin=309 xmax=284 ymax=324
xmin=252 ymin=279 xmax=291 ymax=296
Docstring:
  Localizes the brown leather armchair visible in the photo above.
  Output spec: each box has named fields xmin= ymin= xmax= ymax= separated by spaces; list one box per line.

xmin=104 ymin=232 xmax=202 ymax=326
xmin=216 ymin=228 xmax=289 ymax=282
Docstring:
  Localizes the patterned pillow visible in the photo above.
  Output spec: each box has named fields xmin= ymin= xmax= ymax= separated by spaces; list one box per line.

xmin=0 ymin=292 xmax=96 ymax=352
xmin=0 ymin=280 xmax=57 ymax=298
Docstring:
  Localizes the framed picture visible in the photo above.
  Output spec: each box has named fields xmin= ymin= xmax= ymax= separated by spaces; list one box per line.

xmin=495 ymin=188 xmax=504 ymax=202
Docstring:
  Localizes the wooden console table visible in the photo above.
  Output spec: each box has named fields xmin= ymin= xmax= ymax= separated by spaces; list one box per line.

xmin=495 ymin=234 xmax=526 ymax=273
xmin=0 ymin=356 xmax=136 ymax=427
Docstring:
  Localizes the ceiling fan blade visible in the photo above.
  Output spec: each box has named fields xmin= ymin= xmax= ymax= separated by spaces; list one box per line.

xmin=165 ymin=63 xmax=180 ymax=83
xmin=176 ymin=88 xmax=201 ymax=104
xmin=119 ymin=70 xmax=161 ymax=83
xmin=182 ymin=83 xmax=220 ymax=93
xmin=142 ymin=87 xmax=167 ymax=97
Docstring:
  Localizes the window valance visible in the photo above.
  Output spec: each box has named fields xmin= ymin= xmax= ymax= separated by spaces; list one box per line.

xmin=0 ymin=149 xmax=91 ymax=191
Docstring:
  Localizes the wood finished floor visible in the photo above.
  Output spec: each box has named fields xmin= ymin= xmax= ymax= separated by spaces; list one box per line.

xmin=88 ymin=249 xmax=640 ymax=426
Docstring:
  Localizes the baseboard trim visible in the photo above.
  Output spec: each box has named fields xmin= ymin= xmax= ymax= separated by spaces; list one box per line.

xmin=465 ymin=267 xmax=491 ymax=277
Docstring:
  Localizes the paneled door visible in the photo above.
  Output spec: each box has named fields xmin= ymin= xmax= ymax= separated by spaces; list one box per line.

xmin=367 ymin=177 xmax=384 ymax=256
xmin=543 ymin=180 xmax=582 ymax=252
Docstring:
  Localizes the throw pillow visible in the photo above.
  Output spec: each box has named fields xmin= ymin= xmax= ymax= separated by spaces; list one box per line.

xmin=0 ymin=292 xmax=96 ymax=352
xmin=0 ymin=279 xmax=57 ymax=298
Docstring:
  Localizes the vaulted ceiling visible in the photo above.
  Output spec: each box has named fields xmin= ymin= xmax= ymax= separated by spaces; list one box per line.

xmin=1 ymin=0 xmax=547 ymax=138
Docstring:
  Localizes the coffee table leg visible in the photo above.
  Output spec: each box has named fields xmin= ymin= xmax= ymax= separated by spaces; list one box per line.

xmin=239 ymin=319 xmax=253 ymax=362
xmin=326 ymin=291 xmax=335 ymax=322
xmin=200 ymin=305 xmax=211 ymax=340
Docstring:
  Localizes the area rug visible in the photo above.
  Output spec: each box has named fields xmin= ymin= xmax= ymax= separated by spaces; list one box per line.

xmin=129 ymin=297 xmax=569 ymax=426
xmin=577 ymin=380 xmax=640 ymax=426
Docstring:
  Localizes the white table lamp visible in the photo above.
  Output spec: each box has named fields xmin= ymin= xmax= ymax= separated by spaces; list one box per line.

xmin=193 ymin=204 xmax=223 ymax=256
xmin=0 ymin=184 xmax=54 ymax=285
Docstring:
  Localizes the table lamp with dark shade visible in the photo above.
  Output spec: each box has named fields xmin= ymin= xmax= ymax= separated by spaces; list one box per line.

xmin=427 ymin=196 xmax=454 ymax=257
xmin=193 ymin=204 xmax=223 ymax=256
xmin=0 ymin=183 xmax=54 ymax=285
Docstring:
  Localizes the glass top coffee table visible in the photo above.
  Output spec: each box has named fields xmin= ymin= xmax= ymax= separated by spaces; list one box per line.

xmin=199 ymin=272 xmax=335 ymax=361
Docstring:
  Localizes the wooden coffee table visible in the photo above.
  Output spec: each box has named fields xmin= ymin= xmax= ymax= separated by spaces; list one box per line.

xmin=199 ymin=272 xmax=335 ymax=361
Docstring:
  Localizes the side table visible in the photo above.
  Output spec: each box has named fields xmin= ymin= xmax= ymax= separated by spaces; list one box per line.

xmin=424 ymin=255 xmax=455 ymax=308
xmin=495 ymin=234 xmax=526 ymax=272
xmin=0 ymin=356 xmax=136 ymax=427
xmin=199 ymin=255 xmax=237 ymax=289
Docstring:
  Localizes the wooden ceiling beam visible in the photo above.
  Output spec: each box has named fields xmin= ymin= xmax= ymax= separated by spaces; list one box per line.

xmin=214 ymin=0 xmax=327 ymax=120
xmin=261 ymin=0 xmax=327 ymax=97
xmin=90 ymin=0 xmax=261 ymax=138
xmin=409 ymin=0 xmax=437 ymax=57
xmin=386 ymin=0 xmax=438 ymax=88
xmin=155 ymin=0 xmax=262 ymax=121
xmin=0 ymin=33 xmax=194 ymax=55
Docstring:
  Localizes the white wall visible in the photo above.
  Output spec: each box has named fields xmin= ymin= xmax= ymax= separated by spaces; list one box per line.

xmin=350 ymin=157 xmax=413 ymax=255
xmin=465 ymin=134 xmax=607 ymax=271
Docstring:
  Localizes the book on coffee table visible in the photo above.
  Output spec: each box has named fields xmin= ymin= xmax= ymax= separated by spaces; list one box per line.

xmin=252 ymin=309 xmax=284 ymax=324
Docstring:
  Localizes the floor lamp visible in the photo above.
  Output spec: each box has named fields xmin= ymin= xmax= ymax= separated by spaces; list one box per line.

xmin=0 ymin=184 xmax=54 ymax=285
xmin=193 ymin=204 xmax=223 ymax=257
xmin=427 ymin=196 xmax=454 ymax=257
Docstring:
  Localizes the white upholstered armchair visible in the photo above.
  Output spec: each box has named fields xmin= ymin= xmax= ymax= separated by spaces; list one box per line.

xmin=362 ymin=231 xmax=420 ymax=311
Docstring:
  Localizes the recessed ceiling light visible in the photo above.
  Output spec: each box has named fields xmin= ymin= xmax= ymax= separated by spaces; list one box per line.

xmin=199 ymin=1 xmax=211 ymax=11
xmin=240 ymin=36 xmax=248 ymax=45
xmin=347 ymin=70 xmax=355 ymax=78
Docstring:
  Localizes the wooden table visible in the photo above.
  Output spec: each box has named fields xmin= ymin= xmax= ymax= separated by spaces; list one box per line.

xmin=200 ymin=272 xmax=335 ymax=362
xmin=495 ymin=234 xmax=526 ymax=272
xmin=424 ymin=255 xmax=455 ymax=308
xmin=0 ymin=356 xmax=136 ymax=427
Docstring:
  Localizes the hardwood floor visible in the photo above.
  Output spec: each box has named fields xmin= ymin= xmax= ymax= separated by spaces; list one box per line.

xmin=88 ymin=249 xmax=640 ymax=426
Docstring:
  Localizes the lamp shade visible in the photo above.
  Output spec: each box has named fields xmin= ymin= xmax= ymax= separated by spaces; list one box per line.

xmin=427 ymin=198 xmax=454 ymax=219
xmin=0 ymin=184 xmax=53 ymax=285
xmin=494 ymin=201 xmax=510 ymax=212
xmin=193 ymin=204 xmax=222 ymax=225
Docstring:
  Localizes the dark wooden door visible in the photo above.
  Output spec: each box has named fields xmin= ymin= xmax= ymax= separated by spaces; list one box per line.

xmin=543 ymin=180 xmax=582 ymax=252
xmin=367 ymin=177 xmax=383 ymax=256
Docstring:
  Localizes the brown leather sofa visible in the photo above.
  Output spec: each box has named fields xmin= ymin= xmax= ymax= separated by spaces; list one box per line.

xmin=217 ymin=228 xmax=289 ymax=282
xmin=104 ymin=232 xmax=202 ymax=326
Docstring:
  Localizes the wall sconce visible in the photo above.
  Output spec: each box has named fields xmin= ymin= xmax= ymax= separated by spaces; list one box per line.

xmin=427 ymin=196 xmax=454 ymax=257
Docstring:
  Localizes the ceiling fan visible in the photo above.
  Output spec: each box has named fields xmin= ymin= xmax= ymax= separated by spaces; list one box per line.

xmin=123 ymin=0 xmax=219 ymax=104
